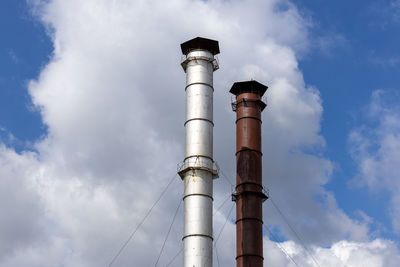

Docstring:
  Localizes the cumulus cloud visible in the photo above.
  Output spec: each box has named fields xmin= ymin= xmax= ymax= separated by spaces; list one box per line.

xmin=214 ymin=228 xmax=400 ymax=267
xmin=0 ymin=0 xmax=396 ymax=266
xmin=350 ymin=90 xmax=400 ymax=233
xmin=0 ymin=146 xmax=45 ymax=258
xmin=263 ymin=238 xmax=400 ymax=267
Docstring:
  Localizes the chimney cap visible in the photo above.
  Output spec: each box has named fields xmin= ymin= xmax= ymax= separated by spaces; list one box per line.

xmin=181 ymin=37 xmax=220 ymax=55
xmin=230 ymin=80 xmax=268 ymax=97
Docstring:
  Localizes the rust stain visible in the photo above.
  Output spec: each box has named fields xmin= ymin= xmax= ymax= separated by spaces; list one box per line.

xmin=231 ymin=82 xmax=268 ymax=267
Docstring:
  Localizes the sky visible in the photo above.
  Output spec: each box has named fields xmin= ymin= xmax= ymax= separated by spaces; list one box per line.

xmin=0 ymin=0 xmax=400 ymax=266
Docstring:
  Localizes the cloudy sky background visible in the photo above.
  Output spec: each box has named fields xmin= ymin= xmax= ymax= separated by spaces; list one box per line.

xmin=1 ymin=0 xmax=400 ymax=266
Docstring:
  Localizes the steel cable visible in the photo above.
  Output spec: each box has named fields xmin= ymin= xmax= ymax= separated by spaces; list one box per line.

xmin=269 ymin=197 xmax=321 ymax=267
xmin=215 ymin=244 xmax=221 ymax=267
xmin=214 ymin=203 xmax=235 ymax=267
xmin=214 ymin=203 xmax=235 ymax=245
xmin=107 ymin=174 xmax=178 ymax=267
xmin=213 ymin=193 xmax=232 ymax=216
xmin=164 ymin=191 xmax=233 ymax=266
xmin=154 ymin=199 xmax=182 ymax=266
xmin=165 ymin=248 xmax=182 ymax=267
xmin=218 ymin=167 xmax=235 ymax=188
xmin=264 ymin=224 xmax=300 ymax=267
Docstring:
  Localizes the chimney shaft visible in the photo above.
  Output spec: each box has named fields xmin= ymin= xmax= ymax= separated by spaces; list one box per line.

xmin=179 ymin=37 xmax=220 ymax=267
xmin=230 ymin=80 xmax=268 ymax=267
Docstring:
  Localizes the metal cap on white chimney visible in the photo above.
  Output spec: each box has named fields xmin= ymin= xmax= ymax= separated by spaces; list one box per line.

xmin=180 ymin=37 xmax=220 ymax=55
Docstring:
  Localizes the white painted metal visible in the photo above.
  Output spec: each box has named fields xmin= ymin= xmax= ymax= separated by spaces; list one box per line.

xmin=180 ymin=49 xmax=218 ymax=267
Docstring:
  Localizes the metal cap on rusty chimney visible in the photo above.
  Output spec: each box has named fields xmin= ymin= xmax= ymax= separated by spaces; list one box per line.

xmin=230 ymin=80 xmax=268 ymax=267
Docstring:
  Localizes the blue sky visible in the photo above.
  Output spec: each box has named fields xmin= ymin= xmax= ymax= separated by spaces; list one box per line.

xmin=0 ymin=0 xmax=51 ymax=150
xmin=297 ymin=0 xmax=400 ymax=241
xmin=1 ymin=0 xmax=400 ymax=266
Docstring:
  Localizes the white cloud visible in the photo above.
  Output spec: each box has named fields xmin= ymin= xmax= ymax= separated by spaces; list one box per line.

xmin=0 ymin=146 xmax=45 ymax=258
xmin=0 ymin=0 xmax=396 ymax=266
xmin=350 ymin=90 xmax=400 ymax=233
xmin=265 ymin=238 xmax=400 ymax=267
xmin=213 ymin=228 xmax=400 ymax=267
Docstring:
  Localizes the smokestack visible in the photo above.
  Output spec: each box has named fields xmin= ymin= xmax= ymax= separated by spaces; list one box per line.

xmin=178 ymin=37 xmax=220 ymax=267
xmin=230 ymin=80 xmax=268 ymax=267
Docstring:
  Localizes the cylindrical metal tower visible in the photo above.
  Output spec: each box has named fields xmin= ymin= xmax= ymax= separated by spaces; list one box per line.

xmin=230 ymin=80 xmax=268 ymax=267
xmin=178 ymin=37 xmax=220 ymax=267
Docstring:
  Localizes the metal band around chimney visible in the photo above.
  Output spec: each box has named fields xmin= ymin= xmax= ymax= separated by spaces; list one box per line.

xmin=180 ymin=37 xmax=219 ymax=267
xmin=182 ymin=234 xmax=214 ymax=241
xmin=235 ymin=148 xmax=263 ymax=156
xmin=236 ymin=116 xmax=262 ymax=123
xmin=183 ymin=193 xmax=213 ymax=201
xmin=235 ymin=217 xmax=264 ymax=224
xmin=184 ymin=117 xmax=214 ymax=126
xmin=236 ymin=254 xmax=264 ymax=260
xmin=230 ymin=80 xmax=268 ymax=267
xmin=185 ymin=82 xmax=214 ymax=92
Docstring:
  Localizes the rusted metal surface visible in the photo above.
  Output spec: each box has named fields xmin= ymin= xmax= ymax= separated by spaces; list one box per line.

xmin=231 ymin=81 xmax=268 ymax=267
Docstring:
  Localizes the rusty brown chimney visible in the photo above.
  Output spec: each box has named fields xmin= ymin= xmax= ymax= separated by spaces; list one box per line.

xmin=230 ymin=80 xmax=268 ymax=267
